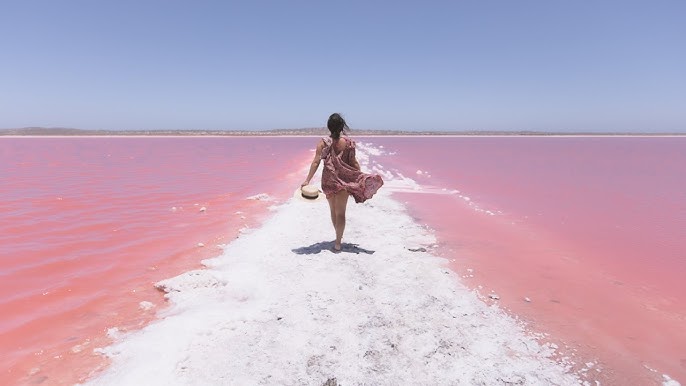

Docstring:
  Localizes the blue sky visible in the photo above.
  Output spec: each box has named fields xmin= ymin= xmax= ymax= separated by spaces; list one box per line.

xmin=1 ymin=1 xmax=684 ymax=132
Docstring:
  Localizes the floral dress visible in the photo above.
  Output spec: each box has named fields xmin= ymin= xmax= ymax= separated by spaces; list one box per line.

xmin=320 ymin=136 xmax=384 ymax=203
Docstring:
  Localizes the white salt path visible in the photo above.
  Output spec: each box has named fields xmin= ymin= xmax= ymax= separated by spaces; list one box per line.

xmin=86 ymin=147 xmax=585 ymax=386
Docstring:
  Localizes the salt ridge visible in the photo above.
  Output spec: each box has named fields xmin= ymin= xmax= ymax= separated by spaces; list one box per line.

xmin=357 ymin=142 xmax=502 ymax=218
xmin=85 ymin=143 xmax=590 ymax=385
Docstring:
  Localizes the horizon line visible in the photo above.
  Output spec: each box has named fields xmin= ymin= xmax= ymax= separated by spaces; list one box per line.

xmin=2 ymin=127 xmax=685 ymax=137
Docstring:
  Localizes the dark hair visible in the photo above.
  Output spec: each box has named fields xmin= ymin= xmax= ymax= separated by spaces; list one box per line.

xmin=327 ymin=113 xmax=349 ymax=140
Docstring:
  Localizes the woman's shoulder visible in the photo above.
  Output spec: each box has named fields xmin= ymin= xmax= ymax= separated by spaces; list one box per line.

xmin=344 ymin=136 xmax=356 ymax=148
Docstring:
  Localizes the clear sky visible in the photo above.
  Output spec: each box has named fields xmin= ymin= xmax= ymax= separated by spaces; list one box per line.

xmin=1 ymin=1 xmax=684 ymax=132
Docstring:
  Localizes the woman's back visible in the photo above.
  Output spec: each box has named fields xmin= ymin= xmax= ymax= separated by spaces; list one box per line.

xmin=321 ymin=136 xmax=354 ymax=165
xmin=328 ymin=136 xmax=349 ymax=155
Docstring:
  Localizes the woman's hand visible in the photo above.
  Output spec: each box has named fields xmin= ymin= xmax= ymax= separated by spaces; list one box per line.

xmin=301 ymin=181 xmax=309 ymax=188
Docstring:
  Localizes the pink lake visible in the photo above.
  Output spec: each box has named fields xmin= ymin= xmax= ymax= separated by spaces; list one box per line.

xmin=2 ymin=135 xmax=685 ymax=385
xmin=369 ymin=136 xmax=686 ymax=384
xmin=0 ymin=136 xmax=313 ymax=385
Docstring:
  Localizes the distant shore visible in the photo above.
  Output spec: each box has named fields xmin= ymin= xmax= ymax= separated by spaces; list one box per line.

xmin=1 ymin=127 xmax=684 ymax=137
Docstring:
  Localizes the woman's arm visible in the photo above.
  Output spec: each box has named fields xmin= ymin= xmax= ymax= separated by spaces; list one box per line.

xmin=301 ymin=140 xmax=324 ymax=186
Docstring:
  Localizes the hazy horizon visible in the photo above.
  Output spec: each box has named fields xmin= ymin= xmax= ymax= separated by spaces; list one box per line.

xmin=1 ymin=2 xmax=684 ymax=133
xmin=3 ymin=126 xmax=686 ymax=135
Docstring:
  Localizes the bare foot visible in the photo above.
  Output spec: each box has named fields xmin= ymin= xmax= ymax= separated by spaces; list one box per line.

xmin=333 ymin=243 xmax=342 ymax=253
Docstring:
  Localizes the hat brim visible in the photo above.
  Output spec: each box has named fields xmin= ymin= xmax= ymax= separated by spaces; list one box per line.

xmin=293 ymin=187 xmax=325 ymax=202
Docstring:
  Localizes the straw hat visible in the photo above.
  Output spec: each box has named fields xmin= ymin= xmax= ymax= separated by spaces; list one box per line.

xmin=294 ymin=184 xmax=324 ymax=202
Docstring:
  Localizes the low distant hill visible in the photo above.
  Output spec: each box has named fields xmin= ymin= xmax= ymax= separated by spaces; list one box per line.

xmin=1 ymin=127 xmax=97 ymax=135
xmin=0 ymin=127 xmax=332 ymax=136
xmin=0 ymin=127 xmax=682 ymax=136
xmin=0 ymin=126 xmax=461 ymax=136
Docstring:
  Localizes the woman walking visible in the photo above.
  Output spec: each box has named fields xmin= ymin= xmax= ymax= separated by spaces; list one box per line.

xmin=301 ymin=113 xmax=384 ymax=252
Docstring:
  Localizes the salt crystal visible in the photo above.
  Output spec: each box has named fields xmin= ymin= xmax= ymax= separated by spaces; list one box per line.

xmin=247 ymin=193 xmax=271 ymax=201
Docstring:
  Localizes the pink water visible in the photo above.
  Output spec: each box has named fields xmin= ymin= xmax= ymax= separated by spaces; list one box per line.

xmin=3 ymin=136 xmax=685 ymax=385
xmin=0 ymin=136 xmax=313 ymax=385
xmin=371 ymin=136 xmax=686 ymax=384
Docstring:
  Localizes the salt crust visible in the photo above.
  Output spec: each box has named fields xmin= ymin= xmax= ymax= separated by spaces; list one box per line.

xmin=663 ymin=374 xmax=681 ymax=386
xmin=86 ymin=144 xmax=583 ymax=386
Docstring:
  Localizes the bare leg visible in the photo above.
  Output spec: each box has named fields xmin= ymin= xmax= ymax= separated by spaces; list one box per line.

xmin=333 ymin=190 xmax=350 ymax=251
xmin=327 ymin=195 xmax=336 ymax=232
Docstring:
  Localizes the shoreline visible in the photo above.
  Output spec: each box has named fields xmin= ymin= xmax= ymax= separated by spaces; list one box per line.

xmin=392 ymin=190 xmax=684 ymax=385
xmin=366 ymin=139 xmax=685 ymax=385
xmin=6 ymin=183 xmax=301 ymax=386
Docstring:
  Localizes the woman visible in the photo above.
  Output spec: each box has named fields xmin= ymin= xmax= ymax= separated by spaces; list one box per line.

xmin=301 ymin=113 xmax=384 ymax=252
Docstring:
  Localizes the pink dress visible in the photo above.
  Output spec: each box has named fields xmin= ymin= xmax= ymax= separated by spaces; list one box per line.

xmin=320 ymin=136 xmax=384 ymax=203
